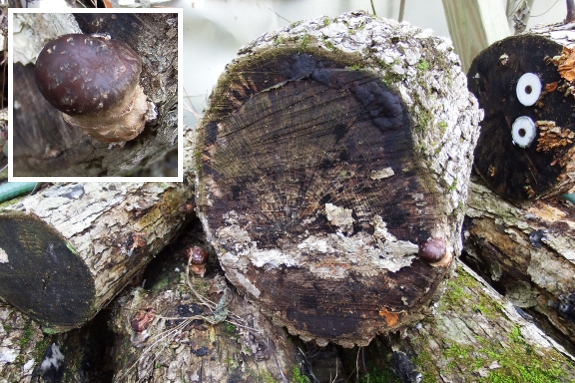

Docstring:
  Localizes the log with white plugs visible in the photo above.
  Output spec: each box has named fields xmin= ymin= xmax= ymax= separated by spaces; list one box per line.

xmin=468 ymin=21 xmax=575 ymax=201
xmin=194 ymin=11 xmax=483 ymax=347
xmin=0 ymin=182 xmax=194 ymax=332
xmin=463 ymin=180 xmax=575 ymax=350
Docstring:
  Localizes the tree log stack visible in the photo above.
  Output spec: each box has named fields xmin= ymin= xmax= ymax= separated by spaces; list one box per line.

xmin=466 ymin=20 xmax=575 ymax=350
xmin=0 ymin=181 xmax=194 ymax=333
xmin=195 ymin=11 xmax=483 ymax=347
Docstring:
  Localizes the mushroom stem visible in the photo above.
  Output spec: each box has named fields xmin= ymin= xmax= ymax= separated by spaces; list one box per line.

xmin=62 ymin=85 xmax=148 ymax=143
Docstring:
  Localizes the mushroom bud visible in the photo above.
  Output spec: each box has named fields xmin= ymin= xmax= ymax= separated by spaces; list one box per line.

xmin=35 ymin=34 xmax=148 ymax=143
xmin=186 ymin=245 xmax=209 ymax=277
xmin=418 ymin=237 xmax=447 ymax=263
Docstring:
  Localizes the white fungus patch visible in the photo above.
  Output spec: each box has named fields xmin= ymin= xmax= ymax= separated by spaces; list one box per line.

xmin=324 ymin=203 xmax=355 ymax=234
xmin=0 ymin=348 xmax=18 ymax=364
xmin=214 ymin=210 xmax=418 ymax=280
xmin=0 ymin=247 xmax=8 ymax=263
xmin=40 ymin=343 xmax=64 ymax=372
xmin=370 ymin=167 xmax=395 ymax=180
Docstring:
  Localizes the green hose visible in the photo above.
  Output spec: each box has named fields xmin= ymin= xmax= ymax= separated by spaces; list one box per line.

xmin=563 ymin=194 xmax=575 ymax=205
xmin=0 ymin=182 xmax=38 ymax=204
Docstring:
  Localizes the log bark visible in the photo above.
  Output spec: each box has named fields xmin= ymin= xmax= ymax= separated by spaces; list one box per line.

xmin=0 ymin=301 xmax=46 ymax=383
xmin=391 ymin=261 xmax=575 ymax=382
xmin=108 ymin=245 xmax=300 ymax=383
xmin=0 ymin=181 xmax=194 ymax=332
xmin=463 ymin=179 xmax=575 ymax=350
xmin=195 ymin=11 xmax=483 ymax=347
xmin=468 ymin=21 xmax=575 ymax=201
xmin=12 ymin=12 xmax=178 ymax=177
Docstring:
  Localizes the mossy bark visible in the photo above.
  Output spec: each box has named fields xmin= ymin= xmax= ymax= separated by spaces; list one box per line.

xmin=392 ymin=261 xmax=575 ymax=382
xmin=195 ymin=11 xmax=482 ymax=347
xmin=0 ymin=301 xmax=47 ymax=383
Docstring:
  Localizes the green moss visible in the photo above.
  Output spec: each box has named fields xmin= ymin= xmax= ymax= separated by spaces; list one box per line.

xmin=417 ymin=58 xmax=429 ymax=72
xmin=438 ymin=121 xmax=448 ymax=133
xmin=417 ymin=109 xmax=432 ymax=132
xmin=438 ymin=273 xmax=473 ymax=312
xmin=323 ymin=18 xmax=331 ymax=26
xmin=65 ymin=242 xmax=77 ymax=255
xmin=416 ymin=268 xmax=575 ymax=382
xmin=322 ymin=38 xmax=335 ymax=52
xmin=19 ymin=320 xmax=33 ymax=348
xmin=3 ymin=323 xmax=11 ymax=332
xmin=412 ymin=350 xmax=436 ymax=383
xmin=224 ymin=322 xmax=237 ymax=335
xmin=258 ymin=370 xmax=279 ymax=383
xmin=298 ymin=35 xmax=310 ymax=54
xmin=290 ymin=366 xmax=310 ymax=383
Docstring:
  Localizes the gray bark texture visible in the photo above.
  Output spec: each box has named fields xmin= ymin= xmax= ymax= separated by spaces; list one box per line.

xmin=0 ymin=181 xmax=194 ymax=332
xmin=12 ymin=12 xmax=178 ymax=177
xmin=109 ymin=261 xmax=299 ymax=383
xmin=0 ymin=301 xmax=46 ymax=383
xmin=194 ymin=11 xmax=483 ymax=347
xmin=464 ymin=180 xmax=575 ymax=350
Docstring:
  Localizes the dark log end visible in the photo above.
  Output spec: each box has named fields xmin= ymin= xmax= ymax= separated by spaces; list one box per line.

xmin=468 ymin=34 xmax=575 ymax=200
xmin=199 ymin=47 xmax=453 ymax=346
xmin=0 ymin=213 xmax=95 ymax=331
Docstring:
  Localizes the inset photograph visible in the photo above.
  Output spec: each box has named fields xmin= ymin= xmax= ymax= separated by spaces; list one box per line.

xmin=9 ymin=9 xmax=181 ymax=179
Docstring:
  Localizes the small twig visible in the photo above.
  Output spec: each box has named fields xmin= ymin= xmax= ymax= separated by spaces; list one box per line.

xmin=331 ymin=357 xmax=339 ymax=383
xmin=362 ymin=346 xmax=367 ymax=376
xmin=370 ymin=0 xmax=376 ymax=16
xmin=269 ymin=7 xmax=292 ymax=24
xmin=183 ymin=87 xmax=203 ymax=119
xmin=355 ymin=347 xmax=361 ymax=383
xmin=185 ymin=256 xmax=217 ymax=311
xmin=530 ymin=0 xmax=559 ymax=17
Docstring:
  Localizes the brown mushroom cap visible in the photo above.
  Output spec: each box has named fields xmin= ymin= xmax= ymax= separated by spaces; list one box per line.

xmin=35 ymin=34 xmax=142 ymax=116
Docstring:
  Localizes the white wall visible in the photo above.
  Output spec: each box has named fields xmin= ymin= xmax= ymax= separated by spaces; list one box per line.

xmin=178 ymin=0 xmax=567 ymax=126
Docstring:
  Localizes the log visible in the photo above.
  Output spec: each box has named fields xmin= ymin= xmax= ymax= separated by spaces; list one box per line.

xmin=12 ymin=12 xmax=179 ymax=177
xmin=392 ymin=261 xmax=575 ymax=382
xmin=468 ymin=21 xmax=575 ymax=201
xmin=108 ymin=239 xmax=300 ymax=383
xmin=463 ymin=179 xmax=575 ymax=350
xmin=0 ymin=181 xmax=194 ymax=332
xmin=195 ymin=11 xmax=483 ymax=347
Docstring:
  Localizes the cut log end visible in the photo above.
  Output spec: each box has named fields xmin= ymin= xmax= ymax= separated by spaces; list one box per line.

xmin=0 ymin=213 xmax=95 ymax=331
xmin=197 ymin=12 xmax=481 ymax=346
xmin=468 ymin=34 xmax=575 ymax=200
